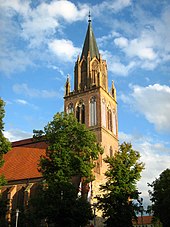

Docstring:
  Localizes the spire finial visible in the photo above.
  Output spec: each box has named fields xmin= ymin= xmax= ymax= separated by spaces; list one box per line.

xmin=88 ymin=11 xmax=91 ymax=23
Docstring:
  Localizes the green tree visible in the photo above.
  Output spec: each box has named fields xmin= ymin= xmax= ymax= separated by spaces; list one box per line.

xmin=0 ymin=98 xmax=11 ymax=185
xmin=97 ymin=142 xmax=144 ymax=227
xmin=31 ymin=112 xmax=103 ymax=226
xmin=28 ymin=183 xmax=93 ymax=227
xmin=149 ymin=168 xmax=170 ymax=227
xmin=0 ymin=98 xmax=11 ymax=226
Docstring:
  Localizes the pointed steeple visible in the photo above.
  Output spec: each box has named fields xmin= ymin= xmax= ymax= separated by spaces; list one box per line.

xmin=81 ymin=13 xmax=99 ymax=60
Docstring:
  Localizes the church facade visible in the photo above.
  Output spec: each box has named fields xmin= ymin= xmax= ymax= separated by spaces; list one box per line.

xmin=0 ymin=18 xmax=119 ymax=226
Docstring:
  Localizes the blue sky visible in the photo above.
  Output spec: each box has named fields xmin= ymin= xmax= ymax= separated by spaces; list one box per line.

xmin=1 ymin=0 xmax=170 ymax=206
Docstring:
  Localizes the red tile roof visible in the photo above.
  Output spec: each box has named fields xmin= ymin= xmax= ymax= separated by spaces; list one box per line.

xmin=0 ymin=139 xmax=47 ymax=181
xmin=133 ymin=216 xmax=153 ymax=225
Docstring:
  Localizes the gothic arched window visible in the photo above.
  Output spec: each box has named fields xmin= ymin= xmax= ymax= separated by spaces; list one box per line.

xmin=81 ymin=61 xmax=87 ymax=90
xmin=89 ymin=96 xmax=97 ymax=126
xmin=76 ymin=101 xmax=85 ymax=124
xmin=92 ymin=60 xmax=98 ymax=85
xmin=112 ymin=110 xmax=117 ymax=135
xmin=67 ymin=103 xmax=74 ymax=114
xmin=107 ymin=107 xmax=112 ymax=131
xmin=81 ymin=104 xmax=85 ymax=124
xmin=102 ymin=98 xmax=106 ymax=127
xmin=76 ymin=105 xmax=80 ymax=122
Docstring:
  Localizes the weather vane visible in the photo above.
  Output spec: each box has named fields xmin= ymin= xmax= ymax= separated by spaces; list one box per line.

xmin=88 ymin=10 xmax=91 ymax=23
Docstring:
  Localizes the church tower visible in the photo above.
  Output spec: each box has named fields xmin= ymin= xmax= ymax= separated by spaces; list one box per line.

xmin=64 ymin=16 xmax=118 ymax=202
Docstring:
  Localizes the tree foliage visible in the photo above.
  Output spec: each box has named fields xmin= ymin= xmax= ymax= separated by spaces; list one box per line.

xmin=32 ymin=112 xmax=103 ymax=226
xmin=0 ymin=98 xmax=11 ymax=225
xmin=0 ymin=98 xmax=11 ymax=186
xmin=28 ymin=183 xmax=93 ymax=227
xmin=34 ymin=112 xmax=103 ymax=183
xmin=149 ymin=168 xmax=170 ymax=227
xmin=97 ymin=142 xmax=144 ymax=227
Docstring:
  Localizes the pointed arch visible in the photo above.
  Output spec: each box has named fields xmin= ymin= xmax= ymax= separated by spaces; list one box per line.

xmin=91 ymin=59 xmax=99 ymax=85
xmin=102 ymin=98 xmax=106 ymax=127
xmin=81 ymin=104 xmax=85 ymax=124
xmin=107 ymin=106 xmax=112 ymax=131
xmin=81 ymin=60 xmax=87 ymax=90
xmin=76 ymin=100 xmax=85 ymax=124
xmin=67 ymin=102 xmax=74 ymax=114
xmin=112 ymin=109 xmax=117 ymax=135
xmin=89 ymin=96 xmax=97 ymax=126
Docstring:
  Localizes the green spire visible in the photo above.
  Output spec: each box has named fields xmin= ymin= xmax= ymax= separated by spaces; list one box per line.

xmin=81 ymin=14 xmax=100 ymax=60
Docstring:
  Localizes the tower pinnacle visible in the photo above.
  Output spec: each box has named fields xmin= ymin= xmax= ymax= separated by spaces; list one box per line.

xmin=81 ymin=15 xmax=99 ymax=60
xmin=88 ymin=11 xmax=91 ymax=23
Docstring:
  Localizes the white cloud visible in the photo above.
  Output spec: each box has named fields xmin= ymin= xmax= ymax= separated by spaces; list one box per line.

xmin=114 ymin=35 xmax=158 ymax=71
xmin=148 ymin=6 xmax=170 ymax=53
xmin=120 ymin=84 xmax=170 ymax=132
xmin=97 ymin=32 xmax=120 ymax=47
xmin=15 ymin=99 xmax=39 ymax=110
xmin=126 ymin=38 xmax=157 ymax=60
xmin=13 ymin=83 xmax=62 ymax=98
xmin=45 ymin=1 xmax=88 ymax=22
xmin=101 ymin=50 xmax=136 ymax=76
xmin=93 ymin=0 xmax=132 ymax=16
xmin=0 ymin=0 xmax=30 ymax=16
xmin=0 ymin=0 xmax=88 ymax=74
xmin=15 ymin=99 xmax=28 ymax=105
xmin=4 ymin=0 xmax=88 ymax=48
xmin=4 ymin=129 xmax=32 ymax=142
xmin=1 ymin=0 xmax=88 ymax=47
xmin=114 ymin=37 xmax=128 ymax=48
xmin=48 ymin=39 xmax=80 ymax=62
xmin=109 ymin=0 xmax=132 ymax=11
xmin=109 ymin=60 xmax=136 ymax=76
xmin=112 ymin=4 xmax=170 ymax=71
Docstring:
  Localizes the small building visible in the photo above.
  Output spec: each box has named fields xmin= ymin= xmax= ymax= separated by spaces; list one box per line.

xmin=133 ymin=216 xmax=162 ymax=227
xmin=0 ymin=138 xmax=47 ymax=224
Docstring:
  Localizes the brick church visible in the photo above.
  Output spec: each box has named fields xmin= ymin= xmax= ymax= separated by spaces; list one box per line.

xmin=0 ymin=17 xmax=118 ymax=226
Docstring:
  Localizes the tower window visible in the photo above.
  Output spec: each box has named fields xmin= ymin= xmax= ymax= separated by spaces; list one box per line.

xmin=112 ymin=110 xmax=117 ymax=135
xmin=102 ymin=98 xmax=106 ymax=127
xmin=67 ymin=103 xmax=74 ymax=114
xmin=89 ymin=97 xmax=97 ymax=126
xmin=81 ymin=60 xmax=87 ymax=90
xmin=76 ymin=101 xmax=85 ymax=124
xmin=92 ymin=60 xmax=98 ymax=85
xmin=107 ymin=108 xmax=112 ymax=131
xmin=76 ymin=105 xmax=80 ymax=122
xmin=81 ymin=104 xmax=85 ymax=124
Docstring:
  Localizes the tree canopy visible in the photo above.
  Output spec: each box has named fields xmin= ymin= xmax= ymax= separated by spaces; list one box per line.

xmin=34 ymin=112 xmax=103 ymax=183
xmin=0 ymin=98 xmax=11 ymax=226
xmin=149 ymin=168 xmax=170 ymax=227
xmin=97 ymin=142 xmax=144 ymax=227
xmin=31 ymin=112 xmax=103 ymax=226
xmin=0 ymin=98 xmax=11 ymax=186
